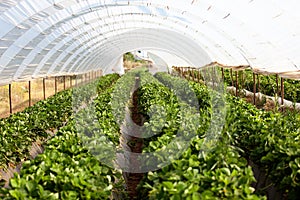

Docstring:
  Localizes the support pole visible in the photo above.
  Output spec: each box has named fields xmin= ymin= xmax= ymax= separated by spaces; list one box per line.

xmin=63 ymin=76 xmax=66 ymax=90
xmin=253 ymin=73 xmax=256 ymax=106
xmin=43 ymin=78 xmax=46 ymax=100
xmin=276 ymin=74 xmax=279 ymax=96
xmin=230 ymin=69 xmax=234 ymax=86
xmin=281 ymin=77 xmax=284 ymax=105
xmin=193 ymin=69 xmax=196 ymax=81
xmin=221 ymin=68 xmax=224 ymax=80
xmin=28 ymin=80 xmax=31 ymax=107
xmin=257 ymin=74 xmax=260 ymax=93
xmin=197 ymin=69 xmax=200 ymax=82
xmin=212 ymin=68 xmax=215 ymax=89
xmin=235 ymin=71 xmax=238 ymax=97
xmin=75 ymin=75 xmax=78 ymax=87
xmin=181 ymin=67 xmax=183 ymax=78
xmin=70 ymin=76 xmax=72 ymax=88
xmin=241 ymin=71 xmax=244 ymax=89
xmin=9 ymin=84 xmax=12 ymax=114
xmin=55 ymin=77 xmax=57 ymax=94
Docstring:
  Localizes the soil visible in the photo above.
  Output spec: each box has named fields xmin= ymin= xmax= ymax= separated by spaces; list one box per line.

xmin=123 ymin=76 xmax=145 ymax=199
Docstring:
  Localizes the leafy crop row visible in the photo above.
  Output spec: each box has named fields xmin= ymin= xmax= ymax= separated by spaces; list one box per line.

xmin=0 ymin=90 xmax=72 ymax=170
xmin=184 ymin=71 xmax=300 ymax=198
xmin=226 ymin=95 xmax=300 ymax=198
xmin=0 ymin=73 xmax=120 ymax=172
xmin=0 ymin=120 xmax=125 ymax=200
xmin=0 ymin=73 xmax=125 ymax=199
xmin=137 ymin=72 xmax=263 ymax=199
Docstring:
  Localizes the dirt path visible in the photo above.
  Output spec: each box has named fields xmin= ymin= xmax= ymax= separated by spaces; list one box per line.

xmin=121 ymin=76 xmax=145 ymax=199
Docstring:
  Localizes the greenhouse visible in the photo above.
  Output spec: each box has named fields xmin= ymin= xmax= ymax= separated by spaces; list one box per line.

xmin=0 ymin=0 xmax=299 ymax=199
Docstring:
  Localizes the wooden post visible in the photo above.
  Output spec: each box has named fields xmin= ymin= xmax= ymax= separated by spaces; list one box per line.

xmin=241 ymin=70 xmax=244 ymax=89
xmin=70 ymin=76 xmax=72 ymax=88
xmin=28 ymin=80 xmax=31 ymax=107
xmin=257 ymin=74 xmax=260 ymax=93
xmin=221 ymin=68 xmax=224 ymax=80
xmin=230 ymin=69 xmax=234 ymax=86
xmin=197 ymin=69 xmax=200 ymax=82
xmin=276 ymin=74 xmax=279 ymax=96
xmin=9 ymin=83 xmax=12 ymax=114
xmin=55 ymin=77 xmax=57 ymax=94
xmin=187 ymin=68 xmax=190 ymax=80
xmin=43 ymin=78 xmax=46 ymax=100
xmin=63 ymin=76 xmax=66 ymax=90
xmin=75 ymin=76 xmax=78 ymax=87
xmin=281 ymin=77 xmax=284 ymax=105
xmin=235 ymin=71 xmax=238 ymax=97
xmin=253 ymin=73 xmax=256 ymax=105
xmin=180 ymin=67 xmax=182 ymax=78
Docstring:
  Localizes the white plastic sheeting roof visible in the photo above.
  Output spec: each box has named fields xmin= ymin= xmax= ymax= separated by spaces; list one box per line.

xmin=0 ymin=0 xmax=299 ymax=85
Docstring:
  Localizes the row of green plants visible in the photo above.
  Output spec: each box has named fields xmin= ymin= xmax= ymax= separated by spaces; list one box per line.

xmin=0 ymin=74 xmax=120 ymax=172
xmin=0 ymin=90 xmax=72 ymax=171
xmin=221 ymin=68 xmax=300 ymax=103
xmin=2 ymin=70 xmax=299 ymax=199
xmin=136 ymin=72 xmax=263 ymax=199
xmin=138 ymin=79 xmax=180 ymax=152
xmin=0 ymin=119 xmax=125 ymax=199
xmin=225 ymin=95 xmax=300 ymax=198
xmin=0 ymin=73 xmax=126 ymax=199
xmin=180 ymin=70 xmax=300 ymax=198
